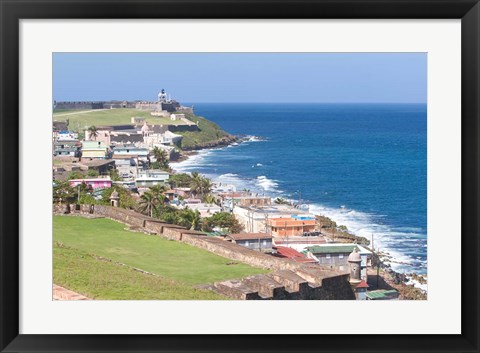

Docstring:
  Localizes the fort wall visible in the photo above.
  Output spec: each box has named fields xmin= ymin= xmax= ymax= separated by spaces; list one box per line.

xmin=54 ymin=204 xmax=355 ymax=299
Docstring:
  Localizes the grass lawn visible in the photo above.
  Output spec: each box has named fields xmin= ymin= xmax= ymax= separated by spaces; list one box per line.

xmin=53 ymin=215 xmax=267 ymax=285
xmin=54 ymin=243 xmax=227 ymax=300
xmin=177 ymin=113 xmax=229 ymax=149
xmin=52 ymin=109 xmax=184 ymax=131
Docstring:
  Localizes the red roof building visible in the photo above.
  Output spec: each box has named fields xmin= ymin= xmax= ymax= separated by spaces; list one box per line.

xmin=274 ymin=246 xmax=316 ymax=263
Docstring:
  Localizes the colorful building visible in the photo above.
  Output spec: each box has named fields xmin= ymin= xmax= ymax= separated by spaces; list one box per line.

xmin=267 ymin=217 xmax=316 ymax=237
xmin=225 ymin=233 xmax=273 ymax=253
xmin=81 ymin=141 xmax=110 ymax=159
xmin=69 ymin=177 xmax=112 ymax=190
xmin=135 ymin=169 xmax=169 ymax=188
xmin=305 ymin=243 xmax=372 ymax=281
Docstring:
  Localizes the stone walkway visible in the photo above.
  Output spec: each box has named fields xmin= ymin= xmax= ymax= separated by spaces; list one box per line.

xmin=53 ymin=284 xmax=90 ymax=300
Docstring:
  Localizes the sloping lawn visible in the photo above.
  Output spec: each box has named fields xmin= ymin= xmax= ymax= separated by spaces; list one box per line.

xmin=52 ymin=109 xmax=180 ymax=130
xmin=54 ymin=243 xmax=227 ymax=300
xmin=53 ymin=215 xmax=267 ymax=285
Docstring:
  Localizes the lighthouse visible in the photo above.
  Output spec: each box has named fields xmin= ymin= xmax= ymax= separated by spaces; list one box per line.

xmin=158 ymin=89 xmax=167 ymax=103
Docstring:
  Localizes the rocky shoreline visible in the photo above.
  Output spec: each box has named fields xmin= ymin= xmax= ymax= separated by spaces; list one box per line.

xmin=180 ymin=134 xmax=238 ymax=152
xmin=170 ymin=135 xmax=427 ymax=299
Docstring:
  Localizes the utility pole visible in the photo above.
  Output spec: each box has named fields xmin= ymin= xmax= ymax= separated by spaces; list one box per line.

xmin=376 ymin=246 xmax=380 ymax=289
xmin=285 ymin=220 xmax=288 ymax=246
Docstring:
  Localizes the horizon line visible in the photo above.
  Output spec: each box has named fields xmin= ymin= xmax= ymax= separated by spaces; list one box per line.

xmin=54 ymin=100 xmax=427 ymax=105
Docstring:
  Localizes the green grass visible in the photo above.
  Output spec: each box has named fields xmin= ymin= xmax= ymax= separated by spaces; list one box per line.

xmin=54 ymin=243 xmax=227 ymax=300
xmin=53 ymin=215 xmax=267 ymax=285
xmin=52 ymin=109 xmax=183 ymax=131
xmin=178 ymin=113 xmax=229 ymax=148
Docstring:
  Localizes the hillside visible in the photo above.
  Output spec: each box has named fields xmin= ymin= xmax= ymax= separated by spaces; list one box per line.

xmin=53 ymin=216 xmax=267 ymax=299
xmin=53 ymin=108 xmax=236 ymax=150
xmin=53 ymin=108 xmax=183 ymax=131
xmin=176 ymin=112 xmax=236 ymax=150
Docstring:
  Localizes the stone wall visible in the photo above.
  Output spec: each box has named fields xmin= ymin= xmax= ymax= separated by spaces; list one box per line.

xmin=53 ymin=205 xmax=355 ymax=299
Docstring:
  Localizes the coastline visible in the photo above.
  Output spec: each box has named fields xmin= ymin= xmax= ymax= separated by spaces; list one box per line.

xmin=170 ymin=137 xmax=427 ymax=298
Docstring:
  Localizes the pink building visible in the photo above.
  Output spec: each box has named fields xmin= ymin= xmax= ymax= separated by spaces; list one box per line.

xmin=69 ymin=178 xmax=112 ymax=190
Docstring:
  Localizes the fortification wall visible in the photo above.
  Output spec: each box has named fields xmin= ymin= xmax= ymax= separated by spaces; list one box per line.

xmin=167 ymin=124 xmax=199 ymax=132
xmin=54 ymin=205 xmax=353 ymax=299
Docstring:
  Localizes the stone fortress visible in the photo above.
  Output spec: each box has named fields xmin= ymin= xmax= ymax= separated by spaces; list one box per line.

xmin=54 ymin=89 xmax=194 ymax=114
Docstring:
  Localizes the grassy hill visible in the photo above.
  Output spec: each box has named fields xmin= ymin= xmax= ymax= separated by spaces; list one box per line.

xmin=53 ymin=216 xmax=267 ymax=299
xmin=52 ymin=109 xmax=235 ymax=150
xmin=53 ymin=108 xmax=182 ymax=131
xmin=54 ymin=243 xmax=227 ymax=300
xmin=176 ymin=113 xmax=233 ymax=149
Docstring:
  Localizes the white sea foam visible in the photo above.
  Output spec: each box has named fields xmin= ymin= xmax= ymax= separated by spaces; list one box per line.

xmin=308 ymin=203 xmax=427 ymax=275
xmin=256 ymin=175 xmax=279 ymax=192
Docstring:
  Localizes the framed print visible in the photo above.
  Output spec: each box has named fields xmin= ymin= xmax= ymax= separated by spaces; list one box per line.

xmin=1 ymin=0 xmax=479 ymax=352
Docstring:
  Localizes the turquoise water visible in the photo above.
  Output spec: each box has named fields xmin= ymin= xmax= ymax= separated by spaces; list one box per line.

xmin=174 ymin=103 xmax=427 ymax=274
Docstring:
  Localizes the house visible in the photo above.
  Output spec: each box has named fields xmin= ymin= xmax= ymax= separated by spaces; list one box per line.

xmin=305 ymin=243 xmax=372 ymax=281
xmin=273 ymin=246 xmax=316 ymax=263
xmin=162 ymin=131 xmax=183 ymax=146
xmin=84 ymin=128 xmax=112 ymax=145
xmin=53 ymin=140 xmax=81 ymax=157
xmin=81 ymin=141 xmax=110 ymax=159
xmin=55 ymin=130 xmax=78 ymax=141
xmin=267 ymin=217 xmax=316 ymax=237
xmin=135 ymin=169 xmax=169 ymax=188
xmin=238 ymin=196 xmax=272 ymax=208
xmin=69 ymin=177 xmax=112 ymax=190
xmin=170 ymin=113 xmax=185 ymax=121
xmin=366 ymin=289 xmax=399 ymax=300
xmin=178 ymin=202 xmax=222 ymax=218
xmin=225 ymin=233 xmax=273 ymax=253
xmin=112 ymin=146 xmax=149 ymax=168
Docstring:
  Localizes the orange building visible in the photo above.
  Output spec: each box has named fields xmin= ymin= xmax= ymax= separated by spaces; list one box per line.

xmin=267 ymin=217 xmax=316 ymax=237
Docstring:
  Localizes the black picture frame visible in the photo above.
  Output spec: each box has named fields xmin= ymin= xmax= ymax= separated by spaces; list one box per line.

xmin=1 ymin=1 xmax=479 ymax=352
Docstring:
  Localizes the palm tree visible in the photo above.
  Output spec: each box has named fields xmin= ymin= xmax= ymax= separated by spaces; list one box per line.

xmin=190 ymin=172 xmax=212 ymax=199
xmin=87 ymin=125 xmax=98 ymax=141
xmin=149 ymin=185 xmax=168 ymax=204
xmin=138 ymin=191 xmax=160 ymax=218
xmin=177 ymin=209 xmax=201 ymax=230
xmin=190 ymin=172 xmax=202 ymax=198
xmin=152 ymin=147 xmax=170 ymax=171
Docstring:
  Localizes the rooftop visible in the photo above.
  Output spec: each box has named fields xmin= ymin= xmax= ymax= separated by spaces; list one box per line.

xmin=274 ymin=246 xmax=316 ymax=263
xmin=226 ymin=233 xmax=273 ymax=241
xmin=306 ymin=244 xmax=371 ymax=255
xmin=366 ymin=289 xmax=399 ymax=300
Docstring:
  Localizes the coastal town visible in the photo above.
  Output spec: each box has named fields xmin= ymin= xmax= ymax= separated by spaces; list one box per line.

xmin=52 ymin=90 xmax=427 ymax=301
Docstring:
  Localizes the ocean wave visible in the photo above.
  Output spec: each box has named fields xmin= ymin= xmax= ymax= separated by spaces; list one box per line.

xmin=308 ymin=203 xmax=427 ymax=274
xmin=256 ymin=175 xmax=279 ymax=192
xmin=244 ymin=135 xmax=268 ymax=142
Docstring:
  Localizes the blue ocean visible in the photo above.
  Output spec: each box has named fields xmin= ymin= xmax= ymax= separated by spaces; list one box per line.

xmin=173 ymin=103 xmax=427 ymax=275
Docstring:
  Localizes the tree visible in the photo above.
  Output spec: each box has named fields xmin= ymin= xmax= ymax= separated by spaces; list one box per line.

xmin=274 ymin=197 xmax=290 ymax=205
xmin=190 ymin=172 xmax=212 ymax=199
xmin=101 ymin=185 xmax=137 ymax=209
xmin=152 ymin=147 xmax=170 ymax=171
xmin=202 ymin=193 xmax=217 ymax=205
xmin=138 ymin=191 xmax=160 ymax=218
xmin=67 ymin=171 xmax=84 ymax=180
xmin=176 ymin=208 xmax=202 ymax=231
xmin=202 ymin=212 xmax=243 ymax=233
xmin=87 ymin=169 xmax=99 ymax=177
xmin=87 ymin=125 xmax=98 ymax=141
xmin=168 ymin=173 xmax=193 ymax=188
xmin=53 ymin=181 xmax=76 ymax=204
xmin=149 ymin=185 xmax=168 ymax=204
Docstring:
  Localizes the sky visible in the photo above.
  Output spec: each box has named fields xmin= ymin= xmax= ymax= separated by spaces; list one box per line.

xmin=53 ymin=53 xmax=427 ymax=103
